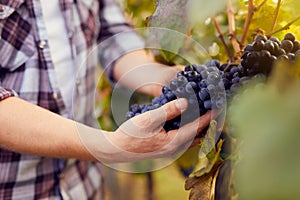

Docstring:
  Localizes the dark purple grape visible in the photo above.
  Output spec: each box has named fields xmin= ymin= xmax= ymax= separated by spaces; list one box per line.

xmin=195 ymin=65 xmax=207 ymax=74
xmin=185 ymin=82 xmax=198 ymax=94
xmin=244 ymin=44 xmax=254 ymax=52
xmin=184 ymin=65 xmax=194 ymax=72
xmin=264 ymin=41 xmax=275 ymax=53
xmin=200 ymin=70 xmax=209 ymax=79
xmin=247 ymin=52 xmax=259 ymax=65
xmin=130 ymin=104 xmax=141 ymax=113
xmin=232 ymin=77 xmax=240 ymax=84
xmin=276 ymin=48 xmax=286 ymax=56
xmin=204 ymin=100 xmax=212 ymax=110
xmin=221 ymin=78 xmax=231 ymax=90
xmin=233 ymin=72 xmax=240 ymax=78
xmin=281 ymin=40 xmax=294 ymax=53
xmin=162 ymin=86 xmax=171 ymax=94
xmin=174 ymin=86 xmax=186 ymax=97
xmin=166 ymin=91 xmax=176 ymax=101
xmin=284 ymin=33 xmax=296 ymax=42
xmin=292 ymin=41 xmax=300 ymax=53
xmin=272 ymin=42 xmax=280 ymax=53
xmin=207 ymin=72 xmax=220 ymax=84
xmin=185 ymin=71 xmax=197 ymax=82
xmin=259 ymin=50 xmax=271 ymax=61
xmin=270 ymin=55 xmax=277 ymax=63
xmin=177 ymin=71 xmax=185 ymax=77
xmin=229 ymin=67 xmax=240 ymax=75
xmin=199 ymin=79 xmax=207 ymax=88
xmin=207 ymin=84 xmax=217 ymax=95
xmin=169 ymin=79 xmax=178 ymax=90
xmin=206 ymin=59 xmax=220 ymax=68
xmin=287 ymin=53 xmax=295 ymax=60
xmin=207 ymin=66 xmax=219 ymax=73
xmin=177 ymin=75 xmax=188 ymax=85
xmin=254 ymin=35 xmax=268 ymax=42
xmin=161 ymin=98 xmax=168 ymax=105
xmin=219 ymin=64 xmax=228 ymax=71
xmin=152 ymin=97 xmax=160 ymax=104
xmin=269 ymin=37 xmax=280 ymax=45
xmin=198 ymin=88 xmax=210 ymax=101
xmin=126 ymin=111 xmax=135 ymax=119
xmin=253 ymin=40 xmax=265 ymax=51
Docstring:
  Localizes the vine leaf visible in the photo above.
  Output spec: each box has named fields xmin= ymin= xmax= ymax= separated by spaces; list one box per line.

xmin=185 ymin=121 xmax=224 ymax=200
xmin=148 ymin=0 xmax=190 ymax=33
xmin=193 ymin=139 xmax=224 ymax=178
xmin=185 ymin=162 xmax=222 ymax=200
xmin=146 ymin=0 xmax=190 ymax=63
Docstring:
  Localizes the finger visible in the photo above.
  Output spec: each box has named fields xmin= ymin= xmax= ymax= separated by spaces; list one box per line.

xmin=173 ymin=111 xmax=212 ymax=144
xmin=188 ymin=111 xmax=212 ymax=134
xmin=149 ymin=98 xmax=188 ymax=126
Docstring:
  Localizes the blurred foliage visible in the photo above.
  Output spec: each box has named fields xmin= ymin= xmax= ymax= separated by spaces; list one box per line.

xmin=230 ymin=60 xmax=300 ymax=199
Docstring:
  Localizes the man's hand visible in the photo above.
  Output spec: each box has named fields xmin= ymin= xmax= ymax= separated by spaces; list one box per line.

xmin=78 ymin=98 xmax=211 ymax=163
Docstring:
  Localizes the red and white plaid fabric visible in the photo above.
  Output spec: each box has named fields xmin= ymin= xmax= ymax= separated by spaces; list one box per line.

xmin=0 ymin=0 xmax=144 ymax=199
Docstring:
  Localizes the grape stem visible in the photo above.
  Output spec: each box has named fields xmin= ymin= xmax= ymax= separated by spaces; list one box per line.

xmin=268 ymin=15 xmax=300 ymax=37
xmin=240 ymin=0 xmax=267 ymax=47
xmin=269 ymin=0 xmax=282 ymax=35
xmin=226 ymin=0 xmax=241 ymax=58
xmin=213 ymin=16 xmax=232 ymax=61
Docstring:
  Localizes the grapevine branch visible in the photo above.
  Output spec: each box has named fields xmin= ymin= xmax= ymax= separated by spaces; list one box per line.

xmin=268 ymin=15 xmax=300 ymax=37
xmin=240 ymin=0 xmax=267 ymax=47
xmin=226 ymin=0 xmax=241 ymax=58
xmin=213 ymin=16 xmax=232 ymax=60
xmin=269 ymin=0 xmax=282 ymax=34
xmin=256 ymin=0 xmax=268 ymax=11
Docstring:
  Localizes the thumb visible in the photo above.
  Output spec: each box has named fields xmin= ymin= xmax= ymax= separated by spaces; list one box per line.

xmin=150 ymin=98 xmax=188 ymax=127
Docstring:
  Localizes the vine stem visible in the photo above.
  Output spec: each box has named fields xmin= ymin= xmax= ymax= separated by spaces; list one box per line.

xmin=146 ymin=172 xmax=154 ymax=200
xmin=240 ymin=0 xmax=267 ymax=47
xmin=226 ymin=0 xmax=241 ymax=58
xmin=268 ymin=15 xmax=300 ymax=37
xmin=213 ymin=16 xmax=232 ymax=60
xmin=269 ymin=0 xmax=282 ymax=35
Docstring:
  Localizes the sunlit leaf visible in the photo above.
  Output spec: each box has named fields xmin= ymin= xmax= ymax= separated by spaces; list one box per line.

xmin=187 ymin=0 xmax=226 ymax=25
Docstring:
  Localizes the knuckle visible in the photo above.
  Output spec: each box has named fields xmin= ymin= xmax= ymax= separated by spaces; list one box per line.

xmin=163 ymin=101 xmax=179 ymax=118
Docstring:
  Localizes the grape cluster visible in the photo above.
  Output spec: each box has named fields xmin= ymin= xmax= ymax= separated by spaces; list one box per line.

xmin=126 ymin=60 xmax=227 ymax=131
xmin=241 ymin=33 xmax=300 ymax=75
xmin=126 ymin=33 xmax=296 ymax=131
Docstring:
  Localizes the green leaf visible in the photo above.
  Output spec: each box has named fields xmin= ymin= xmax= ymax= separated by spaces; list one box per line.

xmin=187 ymin=0 xmax=226 ymax=25
xmin=148 ymin=0 xmax=190 ymax=33
xmin=147 ymin=0 xmax=191 ymax=62
xmin=199 ymin=120 xmax=218 ymax=159
xmin=192 ymin=139 xmax=224 ymax=178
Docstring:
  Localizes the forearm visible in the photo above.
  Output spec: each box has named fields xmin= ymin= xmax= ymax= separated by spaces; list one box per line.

xmin=113 ymin=50 xmax=180 ymax=96
xmin=0 ymin=97 xmax=96 ymax=160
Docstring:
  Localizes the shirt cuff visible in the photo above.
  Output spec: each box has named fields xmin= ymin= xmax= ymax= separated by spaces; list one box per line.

xmin=98 ymin=31 xmax=145 ymax=84
xmin=0 ymin=87 xmax=18 ymax=101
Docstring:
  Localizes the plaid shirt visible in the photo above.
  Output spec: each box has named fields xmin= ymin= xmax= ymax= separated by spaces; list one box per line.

xmin=0 ymin=0 xmax=144 ymax=199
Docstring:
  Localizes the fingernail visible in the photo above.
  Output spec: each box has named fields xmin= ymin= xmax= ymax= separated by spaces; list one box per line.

xmin=175 ymin=98 xmax=188 ymax=111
